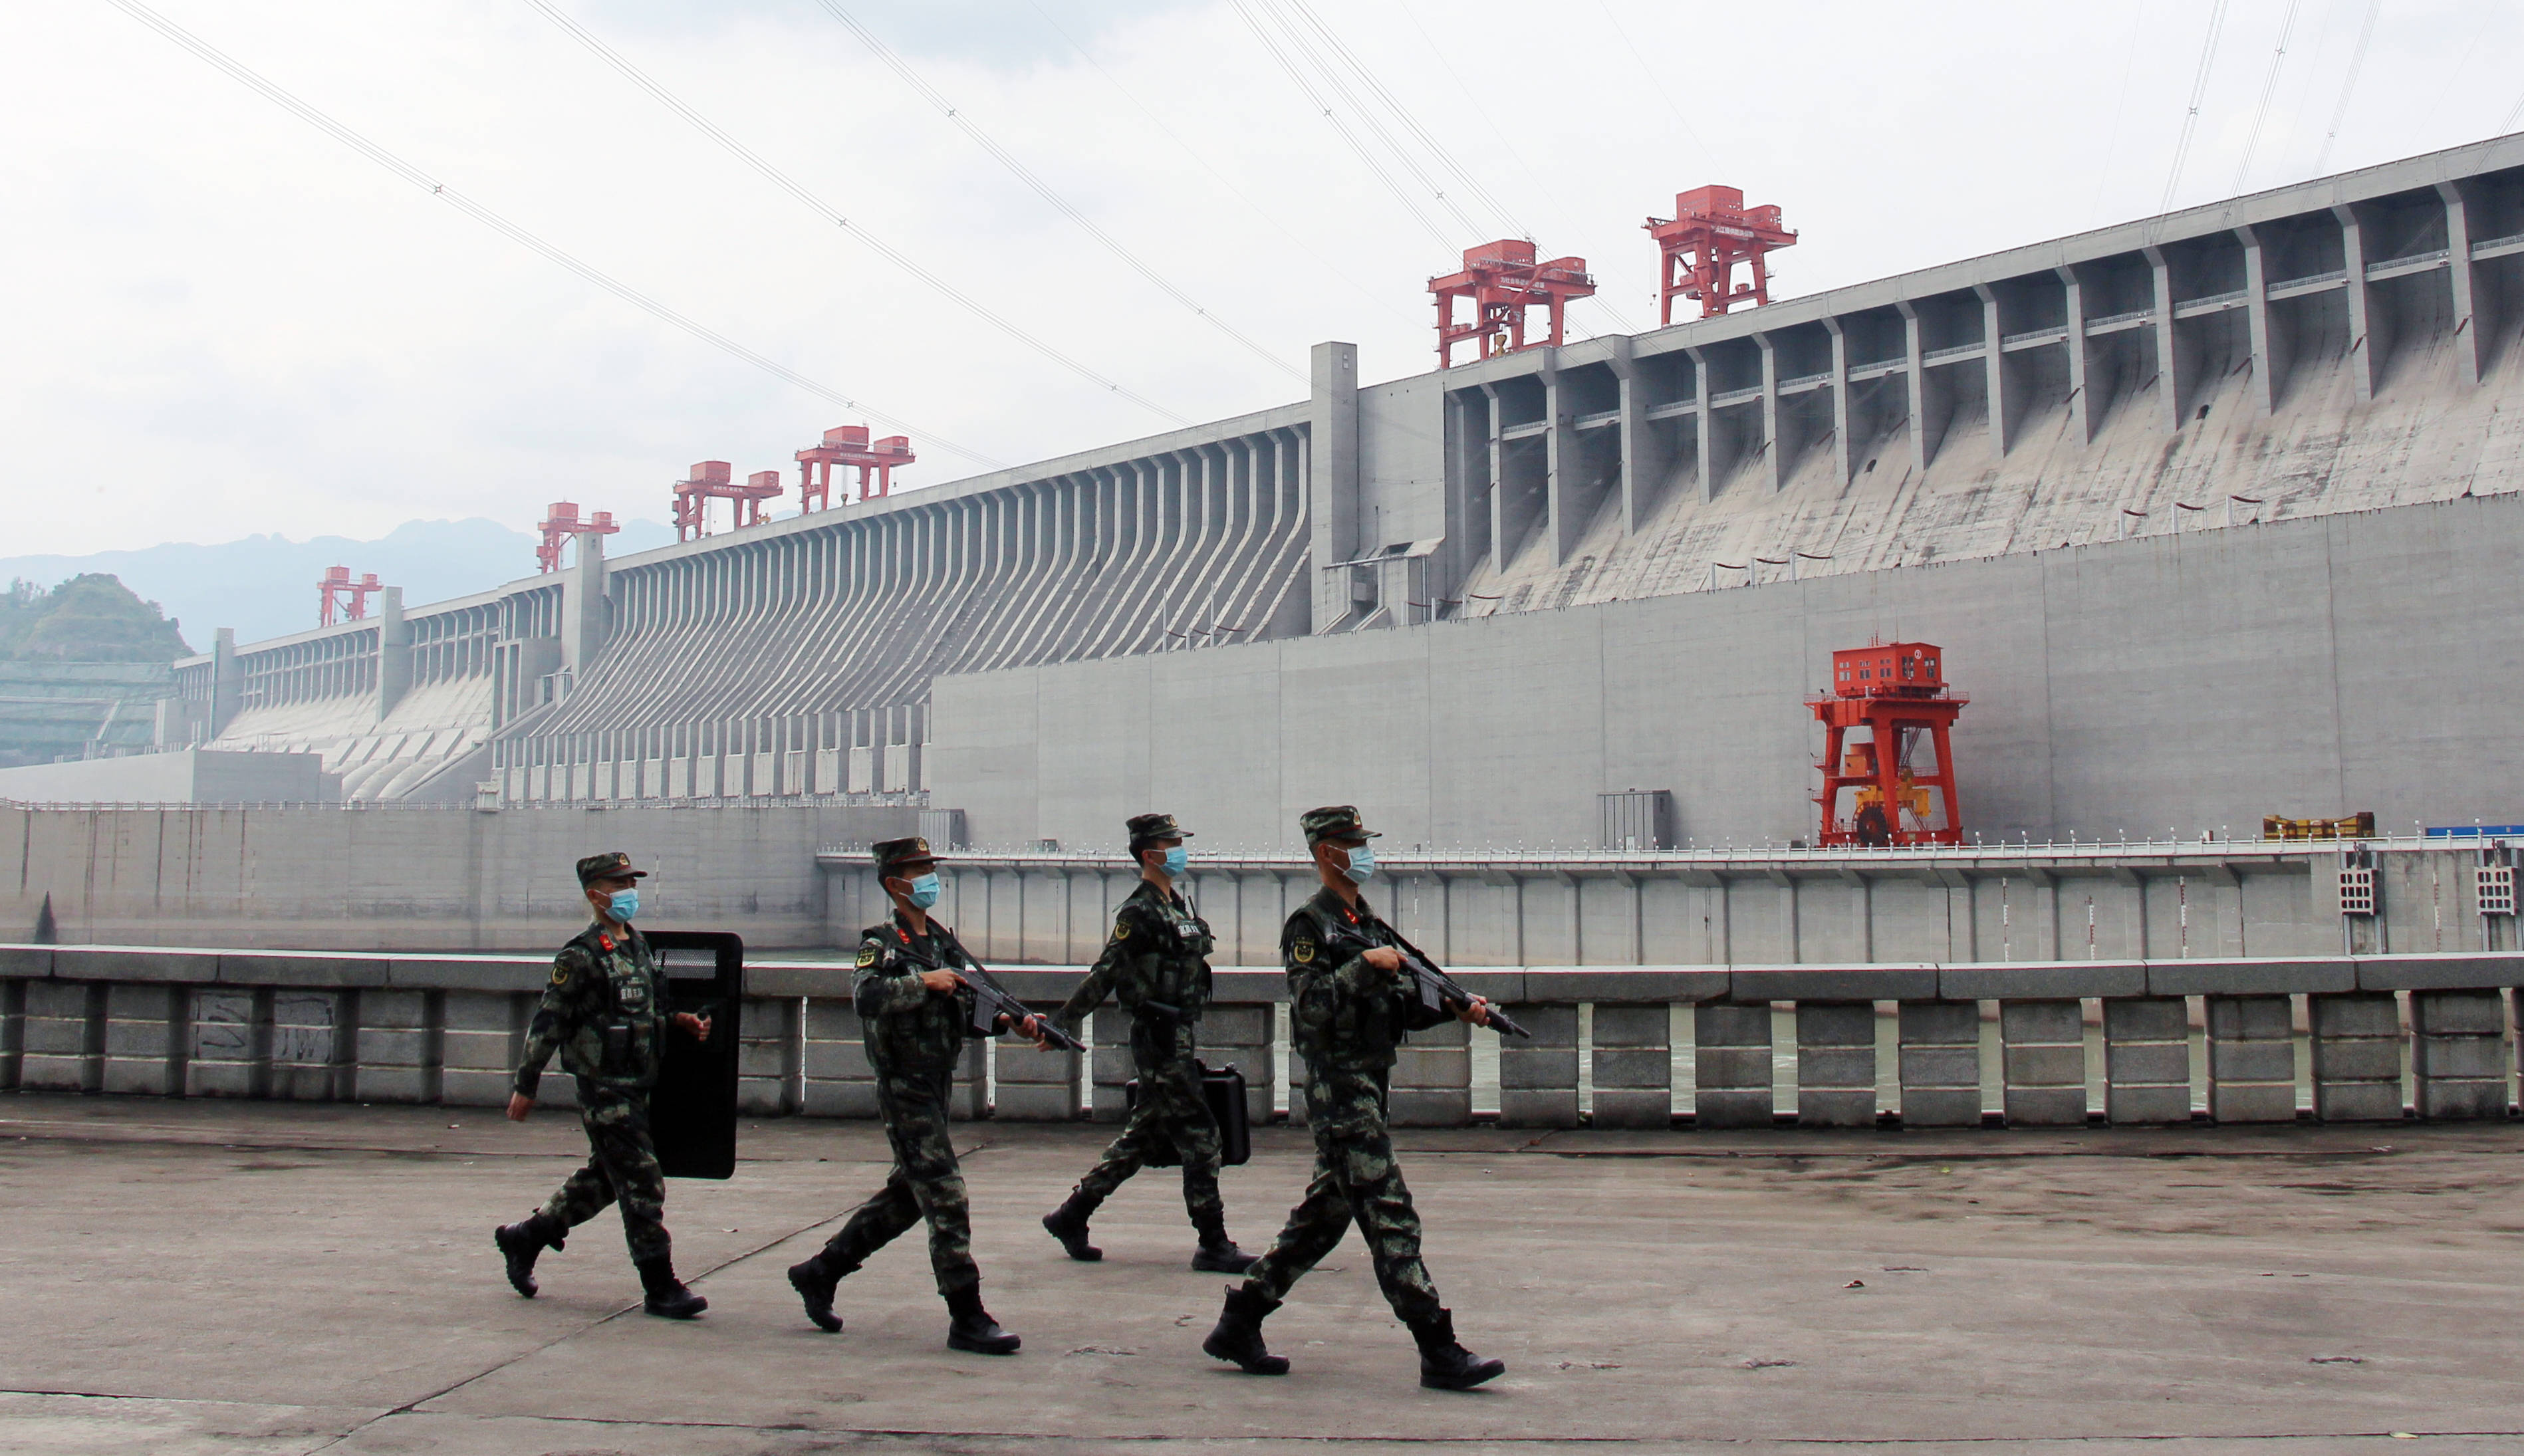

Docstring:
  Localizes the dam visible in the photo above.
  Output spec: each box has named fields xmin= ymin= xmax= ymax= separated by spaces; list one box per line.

xmin=68 ymin=129 xmax=2520 ymax=863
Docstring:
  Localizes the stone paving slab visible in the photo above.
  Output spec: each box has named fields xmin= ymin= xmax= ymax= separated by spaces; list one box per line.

xmin=3 ymin=1092 xmax=2523 ymax=1453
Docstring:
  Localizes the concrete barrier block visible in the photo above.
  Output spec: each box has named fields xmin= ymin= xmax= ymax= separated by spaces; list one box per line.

xmin=995 ymin=1044 xmax=1078 ymax=1122
xmin=949 ymin=1042 xmax=985 ymax=1121
xmin=1203 ymin=1005 xmax=1271 ymax=1045
xmin=187 ymin=988 xmax=266 ymax=1099
xmin=2001 ymin=999 xmax=2084 ymax=1128
xmin=2106 ymin=1042 xmax=2190 ymax=1086
xmin=0 ymin=947 xmax=55 ymax=979
xmin=2148 ymin=958 xmax=2353 ymax=997
xmin=1899 ymin=1046 xmax=1979 ymax=1088
xmin=2206 ymin=994 xmax=2295 ymax=1124
xmin=21 ymin=981 xmax=102 ymax=1092
xmin=804 ymin=1040 xmax=874 ymax=1081
xmin=1942 ymin=961 xmax=2146 ymax=1001
xmin=356 ymin=1066 xmax=434 ymax=1103
xmin=993 ymin=1083 xmax=1076 ymax=1121
xmin=1730 ymin=965 xmax=1936 ymax=1003
xmin=2356 ymin=953 xmax=2524 ymax=991
xmin=1592 ymin=1048 xmax=1669 ymax=1086
xmin=389 ymin=956 xmax=547 ymax=993
xmin=218 ymin=953 xmax=389 ymax=989
xmin=1090 ymin=1013 xmax=1132 ymax=1124
xmin=1528 ymin=969 xmax=1719 ymax=1003
xmin=1590 ymin=1088 xmax=1671 ymax=1129
xmin=1796 ymin=999 xmax=1876 ymax=1128
xmin=2102 ymin=996 xmax=2193 ymax=1126
xmin=2413 ymin=989 xmax=2509 ymax=1120
xmin=54 ymin=949 xmax=215 ymax=984
xmin=267 ymin=990 xmax=348 ymax=1102
xmin=0 ymin=978 xmax=23 ymax=1090
xmin=1497 ymin=1003 xmax=1578 ymax=1130
xmin=1393 ymin=1020 xmax=1469 ymax=1128
xmin=2310 ymin=991 xmax=2402 ymax=1122
xmin=801 ymin=1079 xmax=880 ymax=1118
xmin=100 ymin=983 xmax=184 ymax=1097
xmin=440 ymin=1068 xmax=514 ymax=1108
xmin=1694 ymin=1004 xmax=1771 ymax=1128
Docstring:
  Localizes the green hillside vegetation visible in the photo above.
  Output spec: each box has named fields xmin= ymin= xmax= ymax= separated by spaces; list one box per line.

xmin=0 ymin=575 xmax=192 ymax=662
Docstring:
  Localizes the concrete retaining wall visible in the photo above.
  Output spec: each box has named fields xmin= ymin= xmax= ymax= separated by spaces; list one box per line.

xmin=8 ymin=941 xmax=2520 ymax=1131
xmin=930 ymin=493 xmax=2524 ymax=854
xmin=0 ymin=801 xmax=920 ymax=951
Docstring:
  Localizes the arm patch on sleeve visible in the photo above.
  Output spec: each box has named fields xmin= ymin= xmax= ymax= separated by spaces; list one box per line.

xmin=855 ymin=944 xmax=879 ymax=968
xmin=1291 ymin=938 xmax=1317 ymax=964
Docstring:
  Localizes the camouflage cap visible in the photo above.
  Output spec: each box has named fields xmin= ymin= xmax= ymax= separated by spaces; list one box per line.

xmin=1299 ymin=804 xmax=1381 ymax=846
xmin=870 ymin=836 xmax=938 ymax=874
xmin=1125 ymin=812 xmax=1193 ymax=850
xmin=575 ymin=851 xmax=649 ymax=886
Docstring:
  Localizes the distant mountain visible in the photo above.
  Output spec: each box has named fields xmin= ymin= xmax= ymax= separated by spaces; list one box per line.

xmin=0 ymin=517 xmax=679 ymax=651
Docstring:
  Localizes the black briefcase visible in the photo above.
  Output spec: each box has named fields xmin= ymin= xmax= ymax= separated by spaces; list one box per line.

xmin=644 ymin=930 xmax=743 ymax=1180
xmin=1124 ymin=1061 xmax=1251 ymax=1167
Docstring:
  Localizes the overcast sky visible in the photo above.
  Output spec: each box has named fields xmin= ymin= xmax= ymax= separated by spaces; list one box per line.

xmin=5 ymin=0 xmax=2519 ymax=556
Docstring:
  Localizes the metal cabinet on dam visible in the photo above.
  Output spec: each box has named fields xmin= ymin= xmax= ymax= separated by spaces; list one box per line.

xmin=8 ymin=943 xmax=2523 ymax=1134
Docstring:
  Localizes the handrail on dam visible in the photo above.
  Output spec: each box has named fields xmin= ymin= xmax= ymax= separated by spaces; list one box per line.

xmin=6 ymin=942 xmax=2518 ymax=1132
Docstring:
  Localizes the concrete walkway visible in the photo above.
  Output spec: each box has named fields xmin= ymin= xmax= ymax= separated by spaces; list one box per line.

xmin=1 ymin=1092 xmax=2519 ymax=1454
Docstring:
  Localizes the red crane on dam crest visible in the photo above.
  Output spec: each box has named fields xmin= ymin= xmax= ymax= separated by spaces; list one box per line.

xmin=1809 ymin=642 xmax=1967 ymax=848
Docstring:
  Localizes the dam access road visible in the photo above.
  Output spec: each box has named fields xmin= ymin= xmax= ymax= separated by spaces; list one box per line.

xmin=1 ymin=1091 xmax=2517 ymax=1455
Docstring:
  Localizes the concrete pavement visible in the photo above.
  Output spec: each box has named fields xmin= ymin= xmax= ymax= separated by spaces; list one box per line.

xmin=2 ymin=1091 xmax=2521 ymax=1453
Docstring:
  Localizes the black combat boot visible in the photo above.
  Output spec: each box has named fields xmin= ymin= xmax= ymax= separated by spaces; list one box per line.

xmin=634 ymin=1255 xmax=707 ymax=1319
xmin=786 ymin=1252 xmax=859 ymax=1333
xmin=1407 ymin=1308 xmax=1504 ymax=1390
xmin=1201 ymin=1283 xmax=1290 ymax=1375
xmin=1190 ymin=1215 xmax=1257 ymax=1274
xmin=1041 ymin=1187 xmax=1103 ymax=1262
xmin=492 ymin=1211 xmax=567 ymax=1298
xmin=944 ymin=1285 xmax=1022 ymax=1354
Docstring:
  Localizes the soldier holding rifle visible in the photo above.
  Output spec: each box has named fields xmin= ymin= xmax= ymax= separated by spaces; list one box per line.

xmin=1041 ymin=812 xmax=1257 ymax=1273
xmin=785 ymin=836 xmax=1057 ymax=1354
xmin=1203 ymin=806 xmax=1507 ymax=1390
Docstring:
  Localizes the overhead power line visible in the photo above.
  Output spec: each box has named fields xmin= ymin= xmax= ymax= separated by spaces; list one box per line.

xmin=1225 ymin=0 xmax=1454 ymax=249
xmin=96 ymin=0 xmax=1005 ymax=469
xmin=2311 ymin=0 xmax=2381 ymax=177
xmin=811 ymin=1 xmax=1304 ymax=383
xmin=2231 ymin=0 xmax=2302 ymax=195
xmin=1021 ymin=1 xmax=1420 ymax=330
xmin=2160 ymin=0 xmax=2233 ymax=212
xmin=519 ymin=0 xmax=1191 ymax=426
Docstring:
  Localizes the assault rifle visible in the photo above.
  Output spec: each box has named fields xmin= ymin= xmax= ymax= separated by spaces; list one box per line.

xmin=1390 ymin=935 xmax=1533 ymax=1040
xmin=896 ymin=931 xmax=1086 ymax=1054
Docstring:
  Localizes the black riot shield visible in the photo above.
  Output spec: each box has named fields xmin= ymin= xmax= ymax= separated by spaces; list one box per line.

xmin=644 ymin=931 xmax=743 ymax=1180
xmin=1123 ymin=1062 xmax=1251 ymax=1167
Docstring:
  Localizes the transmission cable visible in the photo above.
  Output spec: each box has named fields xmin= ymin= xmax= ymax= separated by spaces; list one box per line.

xmin=96 ymin=0 xmax=1004 ymax=468
xmin=1590 ymin=1 xmax=1729 ymax=174
xmin=811 ymin=1 xmax=1303 ymax=383
xmin=520 ymin=0 xmax=1189 ymax=425
xmin=1226 ymin=0 xmax=1455 ymax=250
xmin=2160 ymin=0 xmax=2233 ymax=212
xmin=2310 ymin=0 xmax=2380 ymax=176
xmin=2230 ymin=0 xmax=2302 ymax=195
xmin=1021 ymin=0 xmax=1420 ymax=329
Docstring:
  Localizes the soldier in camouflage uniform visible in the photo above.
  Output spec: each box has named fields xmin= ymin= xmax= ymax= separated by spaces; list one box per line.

xmin=785 ymin=836 xmax=1051 ymax=1354
xmin=1203 ymin=806 xmax=1507 ymax=1390
xmin=494 ymin=852 xmax=712 ymax=1319
xmin=1040 ymin=812 xmax=1256 ymax=1273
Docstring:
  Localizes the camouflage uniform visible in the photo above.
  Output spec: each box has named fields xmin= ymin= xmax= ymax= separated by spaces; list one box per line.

xmin=807 ymin=909 xmax=987 ymax=1296
xmin=515 ymin=918 xmax=673 ymax=1263
xmin=1053 ymin=877 xmax=1224 ymax=1226
xmin=1241 ymin=886 xmax=1450 ymax=1322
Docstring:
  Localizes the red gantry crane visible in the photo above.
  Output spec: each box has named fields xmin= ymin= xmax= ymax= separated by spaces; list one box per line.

xmin=534 ymin=501 xmax=619 ymax=574
xmin=1430 ymin=239 xmax=1596 ymax=370
xmin=795 ymin=425 xmax=918 ymax=512
xmin=316 ymin=565 xmax=382 ymax=626
xmin=672 ymin=461 xmax=783 ymax=542
xmin=1645 ymin=185 xmax=1797 ymax=324
xmin=1809 ymin=642 xmax=1967 ymax=848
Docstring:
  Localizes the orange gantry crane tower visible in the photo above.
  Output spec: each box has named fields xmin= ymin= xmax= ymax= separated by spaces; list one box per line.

xmin=1809 ymin=642 xmax=1967 ymax=848
xmin=795 ymin=425 xmax=916 ymax=513
xmin=1645 ymin=185 xmax=1797 ymax=324
xmin=1430 ymin=239 xmax=1596 ymax=369
xmin=672 ymin=461 xmax=783 ymax=542
xmin=535 ymin=501 xmax=619 ymax=574
xmin=316 ymin=566 xmax=382 ymax=626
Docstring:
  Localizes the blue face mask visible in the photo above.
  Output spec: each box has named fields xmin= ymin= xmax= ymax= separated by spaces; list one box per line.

xmin=1162 ymin=845 xmax=1188 ymax=877
xmin=904 ymin=872 xmax=942 ymax=911
xmin=606 ymin=888 xmax=640 ymax=921
xmin=1341 ymin=843 xmax=1376 ymax=884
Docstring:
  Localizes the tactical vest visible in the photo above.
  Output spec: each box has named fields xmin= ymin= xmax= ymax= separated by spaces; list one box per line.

xmin=580 ymin=929 xmax=664 ymax=1087
xmin=1284 ymin=894 xmax=1414 ymax=1072
xmin=1126 ymin=892 xmax=1215 ymax=1024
